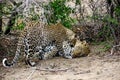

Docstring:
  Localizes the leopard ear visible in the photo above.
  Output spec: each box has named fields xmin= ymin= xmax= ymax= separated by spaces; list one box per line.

xmin=72 ymin=38 xmax=77 ymax=46
xmin=82 ymin=40 xmax=87 ymax=44
xmin=56 ymin=23 xmax=62 ymax=26
xmin=75 ymin=34 xmax=77 ymax=38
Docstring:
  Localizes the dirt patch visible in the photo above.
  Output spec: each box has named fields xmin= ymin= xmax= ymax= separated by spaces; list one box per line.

xmin=1 ymin=55 xmax=120 ymax=80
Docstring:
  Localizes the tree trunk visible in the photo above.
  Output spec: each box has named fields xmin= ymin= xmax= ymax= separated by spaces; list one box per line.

xmin=4 ymin=1 xmax=22 ymax=35
xmin=4 ymin=11 xmax=18 ymax=34
xmin=0 ymin=0 xmax=3 ymax=34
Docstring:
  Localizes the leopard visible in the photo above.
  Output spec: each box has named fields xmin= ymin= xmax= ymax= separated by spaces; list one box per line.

xmin=72 ymin=40 xmax=90 ymax=58
xmin=2 ymin=21 xmax=74 ymax=67
xmin=31 ymin=25 xmax=90 ymax=59
xmin=40 ymin=34 xmax=90 ymax=59
xmin=34 ymin=30 xmax=90 ymax=59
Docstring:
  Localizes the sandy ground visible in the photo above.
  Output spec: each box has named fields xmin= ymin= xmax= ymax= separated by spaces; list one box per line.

xmin=0 ymin=55 xmax=120 ymax=80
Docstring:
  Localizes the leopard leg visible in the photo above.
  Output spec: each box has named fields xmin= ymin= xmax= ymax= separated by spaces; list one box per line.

xmin=54 ymin=40 xmax=73 ymax=59
xmin=54 ymin=40 xmax=65 ymax=57
xmin=37 ymin=46 xmax=45 ymax=60
xmin=25 ymin=50 xmax=36 ymax=67
xmin=62 ymin=41 xmax=73 ymax=59
xmin=24 ymin=38 xmax=36 ymax=67
xmin=38 ymin=41 xmax=57 ymax=60
xmin=42 ymin=44 xmax=57 ymax=60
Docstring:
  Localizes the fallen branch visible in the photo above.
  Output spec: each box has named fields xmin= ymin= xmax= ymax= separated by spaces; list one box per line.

xmin=111 ymin=44 xmax=120 ymax=55
xmin=25 ymin=67 xmax=37 ymax=80
xmin=74 ymin=70 xmax=90 ymax=75
xmin=36 ymin=67 xmax=70 ymax=72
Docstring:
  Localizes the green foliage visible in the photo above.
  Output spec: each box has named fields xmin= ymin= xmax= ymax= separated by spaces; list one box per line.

xmin=12 ymin=22 xmax=25 ymax=30
xmin=114 ymin=6 xmax=120 ymax=16
xmin=2 ymin=6 xmax=13 ymax=14
xmin=44 ymin=0 xmax=75 ymax=28
xmin=92 ymin=41 xmax=112 ymax=52
xmin=75 ymin=0 xmax=81 ymax=5
xmin=103 ymin=15 xmax=119 ymax=25
xmin=31 ymin=14 xmax=40 ymax=21
xmin=102 ymin=42 xmax=112 ymax=51
xmin=95 ymin=14 xmax=119 ymax=41
xmin=97 ymin=25 xmax=112 ymax=40
xmin=87 ymin=15 xmax=100 ymax=22
xmin=0 ymin=2 xmax=13 ymax=15
xmin=29 ymin=7 xmax=40 ymax=21
xmin=0 ymin=2 xmax=6 ymax=17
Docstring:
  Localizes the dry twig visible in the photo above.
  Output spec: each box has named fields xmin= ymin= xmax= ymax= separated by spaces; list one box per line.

xmin=111 ymin=44 xmax=120 ymax=55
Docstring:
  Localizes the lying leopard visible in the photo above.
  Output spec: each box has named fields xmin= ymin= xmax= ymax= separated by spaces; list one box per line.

xmin=40 ymin=27 xmax=90 ymax=58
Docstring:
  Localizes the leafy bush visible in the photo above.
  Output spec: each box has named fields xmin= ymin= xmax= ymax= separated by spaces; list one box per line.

xmin=44 ymin=0 xmax=75 ymax=28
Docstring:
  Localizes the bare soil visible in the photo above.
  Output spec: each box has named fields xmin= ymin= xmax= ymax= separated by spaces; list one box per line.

xmin=0 ymin=55 xmax=120 ymax=80
xmin=0 ymin=33 xmax=120 ymax=80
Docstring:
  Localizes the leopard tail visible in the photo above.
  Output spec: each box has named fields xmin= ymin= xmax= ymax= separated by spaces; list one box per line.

xmin=2 ymin=37 xmax=23 ymax=67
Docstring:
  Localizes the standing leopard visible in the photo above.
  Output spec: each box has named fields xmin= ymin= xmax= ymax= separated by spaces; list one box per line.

xmin=2 ymin=21 xmax=74 ymax=67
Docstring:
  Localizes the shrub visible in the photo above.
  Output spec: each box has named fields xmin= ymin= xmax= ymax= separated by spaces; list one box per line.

xmin=44 ymin=0 xmax=75 ymax=28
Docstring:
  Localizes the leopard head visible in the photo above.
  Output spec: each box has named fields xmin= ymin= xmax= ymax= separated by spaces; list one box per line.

xmin=72 ymin=40 xmax=90 ymax=58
